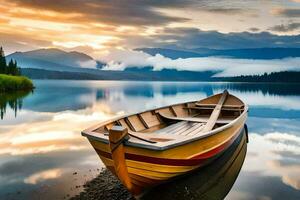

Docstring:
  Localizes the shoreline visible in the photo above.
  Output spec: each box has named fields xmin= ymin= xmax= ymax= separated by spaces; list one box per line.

xmin=0 ymin=74 xmax=34 ymax=93
xmin=69 ymin=169 xmax=134 ymax=200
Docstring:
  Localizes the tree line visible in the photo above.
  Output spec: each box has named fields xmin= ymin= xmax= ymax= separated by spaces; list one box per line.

xmin=0 ymin=46 xmax=21 ymax=76
xmin=217 ymin=71 xmax=300 ymax=83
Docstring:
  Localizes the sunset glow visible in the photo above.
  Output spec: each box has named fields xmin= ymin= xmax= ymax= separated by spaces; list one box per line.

xmin=0 ymin=0 xmax=299 ymax=56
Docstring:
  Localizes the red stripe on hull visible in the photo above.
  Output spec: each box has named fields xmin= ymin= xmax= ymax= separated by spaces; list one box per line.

xmin=95 ymin=127 xmax=243 ymax=167
xmin=190 ymin=127 xmax=241 ymax=160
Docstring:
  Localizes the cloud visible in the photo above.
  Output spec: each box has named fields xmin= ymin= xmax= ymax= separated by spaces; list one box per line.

xmin=142 ymin=28 xmax=300 ymax=49
xmin=0 ymin=32 xmax=52 ymax=54
xmin=269 ymin=22 xmax=300 ymax=32
xmin=100 ymin=49 xmax=300 ymax=77
xmin=24 ymin=168 xmax=62 ymax=184
xmin=248 ymin=27 xmax=260 ymax=32
xmin=204 ymin=8 xmax=246 ymax=15
xmin=1 ymin=0 xmax=300 ymax=55
xmin=7 ymin=0 xmax=190 ymax=26
xmin=77 ymin=60 xmax=98 ymax=69
xmin=272 ymin=8 xmax=300 ymax=18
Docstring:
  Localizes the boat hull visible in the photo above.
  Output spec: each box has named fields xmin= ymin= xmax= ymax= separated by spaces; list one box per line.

xmin=87 ymin=113 xmax=247 ymax=195
xmin=142 ymin=125 xmax=247 ymax=199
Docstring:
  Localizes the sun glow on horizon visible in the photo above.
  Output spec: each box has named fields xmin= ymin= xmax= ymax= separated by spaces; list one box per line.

xmin=0 ymin=0 xmax=298 ymax=55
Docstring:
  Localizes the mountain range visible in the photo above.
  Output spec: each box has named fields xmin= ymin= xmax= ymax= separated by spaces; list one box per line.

xmin=7 ymin=48 xmax=105 ymax=72
xmin=5 ymin=47 xmax=300 ymax=81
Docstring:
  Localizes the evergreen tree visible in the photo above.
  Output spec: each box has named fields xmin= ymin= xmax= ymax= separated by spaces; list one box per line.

xmin=7 ymin=59 xmax=14 ymax=75
xmin=0 ymin=46 xmax=7 ymax=74
xmin=14 ymin=60 xmax=20 ymax=75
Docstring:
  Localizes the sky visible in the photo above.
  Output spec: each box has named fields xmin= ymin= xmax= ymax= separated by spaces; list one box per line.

xmin=0 ymin=0 xmax=300 ymax=57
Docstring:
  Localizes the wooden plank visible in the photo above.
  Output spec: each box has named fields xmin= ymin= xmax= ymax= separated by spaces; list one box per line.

xmin=179 ymin=123 xmax=202 ymax=136
xmin=156 ymin=107 xmax=174 ymax=117
xmin=195 ymin=103 xmax=243 ymax=109
xmin=154 ymin=121 xmax=186 ymax=134
xmin=127 ymin=115 xmax=146 ymax=132
xmin=172 ymin=123 xmax=196 ymax=135
xmin=128 ymin=131 xmax=157 ymax=144
xmin=137 ymin=114 xmax=149 ymax=129
xmin=157 ymin=111 xmax=233 ymax=124
xmin=201 ymin=90 xmax=229 ymax=133
xmin=118 ymin=119 xmax=130 ymax=130
xmin=140 ymin=112 xmax=161 ymax=128
xmin=183 ymin=123 xmax=205 ymax=136
xmin=172 ymin=104 xmax=189 ymax=117
xmin=169 ymin=106 xmax=177 ymax=117
xmin=124 ymin=117 xmax=136 ymax=131
xmin=184 ymin=106 xmax=243 ymax=112
xmin=166 ymin=122 xmax=190 ymax=134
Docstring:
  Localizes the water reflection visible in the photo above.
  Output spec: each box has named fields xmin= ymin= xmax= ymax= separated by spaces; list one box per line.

xmin=0 ymin=80 xmax=300 ymax=199
xmin=0 ymin=90 xmax=32 ymax=119
xmin=142 ymin=130 xmax=247 ymax=200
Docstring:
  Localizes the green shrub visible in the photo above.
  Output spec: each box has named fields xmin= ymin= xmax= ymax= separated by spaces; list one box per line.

xmin=0 ymin=74 xmax=34 ymax=92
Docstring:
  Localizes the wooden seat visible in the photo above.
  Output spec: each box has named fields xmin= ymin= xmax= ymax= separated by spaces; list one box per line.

xmin=157 ymin=111 xmax=232 ymax=124
xmin=153 ymin=121 xmax=205 ymax=136
xmin=185 ymin=106 xmax=243 ymax=112
xmin=195 ymin=103 xmax=243 ymax=109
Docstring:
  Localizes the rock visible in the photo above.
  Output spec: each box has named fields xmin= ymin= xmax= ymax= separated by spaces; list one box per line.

xmin=69 ymin=169 xmax=134 ymax=200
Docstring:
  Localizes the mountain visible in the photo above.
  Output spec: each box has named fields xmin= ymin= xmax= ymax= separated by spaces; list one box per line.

xmin=136 ymin=47 xmax=300 ymax=59
xmin=7 ymin=47 xmax=300 ymax=82
xmin=7 ymin=48 xmax=103 ymax=71
xmin=21 ymin=68 xmax=216 ymax=81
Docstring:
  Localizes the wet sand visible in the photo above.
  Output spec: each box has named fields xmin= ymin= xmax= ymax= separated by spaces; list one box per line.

xmin=69 ymin=169 xmax=134 ymax=200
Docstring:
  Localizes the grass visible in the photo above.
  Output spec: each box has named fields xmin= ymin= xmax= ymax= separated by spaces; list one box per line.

xmin=0 ymin=74 xmax=34 ymax=92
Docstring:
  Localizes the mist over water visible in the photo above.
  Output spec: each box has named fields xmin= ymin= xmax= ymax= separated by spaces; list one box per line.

xmin=100 ymin=49 xmax=300 ymax=76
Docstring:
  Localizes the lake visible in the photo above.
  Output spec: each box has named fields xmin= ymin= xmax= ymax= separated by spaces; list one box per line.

xmin=0 ymin=80 xmax=300 ymax=200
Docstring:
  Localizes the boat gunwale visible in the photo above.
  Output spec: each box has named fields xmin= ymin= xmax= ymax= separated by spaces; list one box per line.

xmin=82 ymin=97 xmax=248 ymax=151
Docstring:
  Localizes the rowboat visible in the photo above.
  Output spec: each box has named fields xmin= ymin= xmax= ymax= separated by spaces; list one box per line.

xmin=82 ymin=90 xmax=248 ymax=196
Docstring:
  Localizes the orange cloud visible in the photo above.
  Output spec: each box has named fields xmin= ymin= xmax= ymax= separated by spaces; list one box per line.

xmin=0 ymin=0 xmax=299 ymax=55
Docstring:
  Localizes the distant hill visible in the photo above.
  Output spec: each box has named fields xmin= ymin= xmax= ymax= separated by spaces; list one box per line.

xmin=21 ymin=68 xmax=300 ymax=83
xmin=136 ymin=47 xmax=300 ymax=59
xmin=21 ymin=68 xmax=216 ymax=81
xmin=7 ymin=48 xmax=103 ymax=71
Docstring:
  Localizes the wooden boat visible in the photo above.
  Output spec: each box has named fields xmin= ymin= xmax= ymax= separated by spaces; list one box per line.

xmin=82 ymin=90 xmax=248 ymax=196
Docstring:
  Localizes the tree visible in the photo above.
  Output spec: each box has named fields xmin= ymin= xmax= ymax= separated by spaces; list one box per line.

xmin=7 ymin=59 xmax=20 ymax=75
xmin=14 ymin=60 xmax=20 ymax=75
xmin=0 ymin=47 xmax=21 ymax=76
xmin=7 ymin=59 xmax=14 ymax=75
xmin=0 ymin=46 xmax=7 ymax=74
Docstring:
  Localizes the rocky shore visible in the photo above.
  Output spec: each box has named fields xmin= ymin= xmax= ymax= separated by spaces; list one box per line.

xmin=69 ymin=169 xmax=134 ymax=200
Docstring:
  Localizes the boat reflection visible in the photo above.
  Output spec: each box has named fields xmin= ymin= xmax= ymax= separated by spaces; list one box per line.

xmin=0 ymin=90 xmax=32 ymax=119
xmin=142 ymin=129 xmax=247 ymax=200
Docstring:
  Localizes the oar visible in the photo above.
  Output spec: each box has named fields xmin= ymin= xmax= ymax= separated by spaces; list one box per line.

xmin=201 ymin=90 xmax=229 ymax=133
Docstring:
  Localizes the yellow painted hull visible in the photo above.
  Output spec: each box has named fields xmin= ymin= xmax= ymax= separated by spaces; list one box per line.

xmin=88 ymin=114 xmax=246 ymax=194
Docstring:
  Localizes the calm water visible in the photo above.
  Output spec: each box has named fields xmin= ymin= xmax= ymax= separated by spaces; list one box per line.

xmin=0 ymin=80 xmax=300 ymax=200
